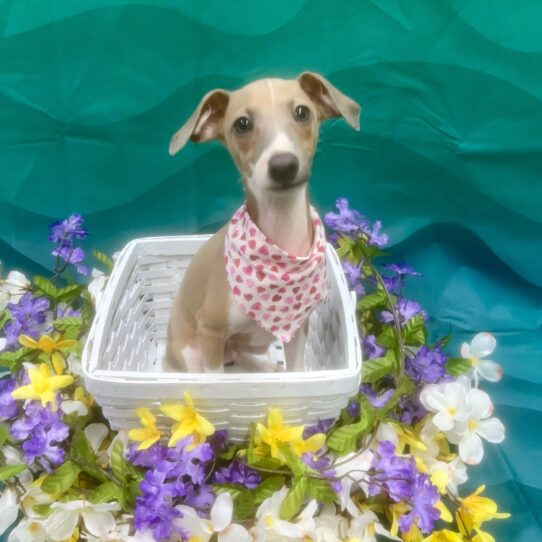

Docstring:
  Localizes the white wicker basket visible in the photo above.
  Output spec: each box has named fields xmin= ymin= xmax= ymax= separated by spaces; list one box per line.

xmin=82 ymin=235 xmax=362 ymax=442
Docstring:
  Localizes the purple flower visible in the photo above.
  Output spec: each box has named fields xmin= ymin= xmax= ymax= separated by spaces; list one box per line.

xmin=303 ymin=417 xmax=335 ymax=439
xmin=0 ymin=377 xmax=18 ymax=421
xmin=48 ymin=214 xmax=88 ymax=244
xmin=5 ymin=293 xmax=49 ymax=347
xmin=325 ymin=198 xmax=369 ymax=235
xmin=398 ymin=474 xmax=440 ymax=534
xmin=183 ymin=483 xmax=215 ymax=509
xmin=360 ymin=385 xmax=394 ymax=408
xmin=347 ymin=399 xmax=360 ymax=418
xmin=369 ymin=441 xmax=417 ymax=502
xmin=367 ymin=220 xmax=388 ymax=247
xmin=405 ymin=346 xmax=448 ymax=384
xmin=135 ymin=467 xmax=183 ymax=542
xmin=383 ymin=262 xmax=422 ymax=278
xmin=213 ymin=460 xmax=261 ymax=489
xmin=208 ymin=429 xmax=229 ymax=455
xmin=362 ymin=335 xmax=386 ymax=360
xmin=11 ymin=400 xmax=68 ymax=472
xmin=128 ymin=442 xmax=169 ymax=468
xmin=301 ymin=452 xmax=342 ymax=493
xmin=397 ymin=394 xmax=427 ymax=425
xmin=380 ymin=299 xmax=426 ymax=326
xmin=52 ymin=246 xmax=89 ymax=276
xmin=341 ymin=261 xmax=365 ymax=297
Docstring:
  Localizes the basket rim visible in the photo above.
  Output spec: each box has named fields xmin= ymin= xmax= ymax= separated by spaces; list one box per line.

xmin=82 ymin=234 xmax=362 ymax=382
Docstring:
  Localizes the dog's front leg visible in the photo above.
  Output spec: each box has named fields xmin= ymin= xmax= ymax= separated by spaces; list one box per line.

xmin=283 ymin=320 xmax=309 ymax=372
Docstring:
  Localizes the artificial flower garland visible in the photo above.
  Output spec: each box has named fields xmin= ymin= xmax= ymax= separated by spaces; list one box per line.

xmin=0 ymin=202 xmax=509 ymax=542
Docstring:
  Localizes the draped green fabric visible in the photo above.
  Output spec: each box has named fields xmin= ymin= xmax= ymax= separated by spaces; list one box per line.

xmin=1 ymin=1 xmax=541 ymax=539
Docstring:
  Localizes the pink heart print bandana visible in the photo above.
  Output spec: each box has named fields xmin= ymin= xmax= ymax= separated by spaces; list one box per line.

xmin=224 ymin=202 xmax=329 ymax=343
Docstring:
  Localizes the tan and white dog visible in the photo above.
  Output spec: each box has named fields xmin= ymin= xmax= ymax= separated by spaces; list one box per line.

xmin=165 ymin=72 xmax=361 ymax=373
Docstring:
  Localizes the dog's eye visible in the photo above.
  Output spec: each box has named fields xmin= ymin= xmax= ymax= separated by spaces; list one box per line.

xmin=233 ymin=116 xmax=253 ymax=135
xmin=293 ymin=105 xmax=311 ymax=123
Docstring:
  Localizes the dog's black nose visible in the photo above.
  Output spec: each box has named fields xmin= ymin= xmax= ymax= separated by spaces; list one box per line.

xmin=268 ymin=153 xmax=299 ymax=185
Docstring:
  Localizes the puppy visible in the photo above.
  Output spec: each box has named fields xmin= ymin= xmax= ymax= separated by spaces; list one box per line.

xmin=166 ymin=72 xmax=360 ymax=373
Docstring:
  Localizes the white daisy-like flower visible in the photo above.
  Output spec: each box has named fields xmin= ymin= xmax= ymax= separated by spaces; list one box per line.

xmin=461 ymin=332 xmax=503 ymax=384
xmin=419 ymin=381 xmax=470 ymax=432
xmin=44 ymin=500 xmax=120 ymax=541
xmin=251 ymin=487 xmax=317 ymax=541
xmin=175 ymin=492 xmax=250 ymax=542
xmin=346 ymin=508 xmax=401 ymax=542
xmin=449 ymin=388 xmax=505 ymax=465
xmin=0 ymin=487 xmax=20 ymax=537
xmin=7 ymin=517 xmax=49 ymax=542
xmin=0 ymin=270 xmax=30 ymax=310
xmin=313 ymin=503 xmax=348 ymax=542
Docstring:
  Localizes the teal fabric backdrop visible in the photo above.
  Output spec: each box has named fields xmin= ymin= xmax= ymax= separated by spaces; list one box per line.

xmin=1 ymin=1 xmax=541 ymax=539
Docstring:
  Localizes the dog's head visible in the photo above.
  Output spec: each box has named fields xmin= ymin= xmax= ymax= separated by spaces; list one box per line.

xmin=169 ymin=72 xmax=360 ymax=199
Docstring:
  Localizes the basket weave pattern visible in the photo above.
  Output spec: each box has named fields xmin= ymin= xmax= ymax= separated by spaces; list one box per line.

xmin=83 ymin=236 xmax=362 ymax=441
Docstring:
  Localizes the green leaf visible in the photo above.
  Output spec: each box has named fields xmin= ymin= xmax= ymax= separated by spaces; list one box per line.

xmin=306 ymin=477 xmax=336 ymax=504
xmin=277 ymin=444 xmax=309 ymax=477
xmin=218 ymin=445 xmax=237 ymax=461
xmin=376 ymin=376 xmax=415 ymax=417
xmin=110 ymin=439 xmax=127 ymax=482
xmin=357 ymin=290 xmax=387 ymax=311
xmin=376 ymin=326 xmax=398 ymax=348
xmin=93 ymin=250 xmax=114 ymax=271
xmin=445 ymin=357 xmax=472 ymax=377
xmin=90 ymin=482 xmax=123 ymax=504
xmin=0 ymin=464 xmax=26 ymax=481
xmin=234 ymin=490 xmax=256 ymax=520
xmin=328 ymin=408 xmax=373 ymax=454
xmin=32 ymin=504 xmax=52 ymax=517
xmin=72 ymin=429 xmax=96 ymax=465
xmin=212 ymin=483 xmax=243 ymax=501
xmin=250 ymin=456 xmax=284 ymax=471
xmin=0 ymin=347 xmax=32 ymax=368
xmin=56 ymin=285 xmax=84 ymax=303
xmin=0 ymin=424 xmax=9 ymax=447
xmin=0 ymin=310 xmax=10 ymax=330
xmin=125 ymin=479 xmax=142 ymax=508
xmin=279 ymin=476 xmax=308 ymax=521
xmin=33 ymin=276 xmax=59 ymax=298
xmin=435 ymin=334 xmax=453 ymax=349
xmin=41 ymin=461 xmax=81 ymax=494
xmin=335 ymin=237 xmax=354 ymax=259
xmin=254 ymin=476 xmax=286 ymax=504
xmin=403 ymin=315 xmax=427 ymax=346
xmin=361 ymin=350 xmax=397 ymax=383
xmin=53 ymin=316 xmax=83 ymax=332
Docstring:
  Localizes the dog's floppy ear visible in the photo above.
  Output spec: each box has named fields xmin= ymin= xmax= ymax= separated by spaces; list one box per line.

xmin=169 ymin=89 xmax=230 ymax=155
xmin=297 ymin=71 xmax=361 ymax=131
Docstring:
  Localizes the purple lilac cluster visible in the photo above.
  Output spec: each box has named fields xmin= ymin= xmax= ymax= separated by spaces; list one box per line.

xmin=49 ymin=213 xmax=89 ymax=276
xmin=0 ymin=377 xmax=19 ymax=421
xmin=379 ymin=298 xmax=427 ymax=326
xmin=10 ymin=399 xmax=69 ymax=473
xmin=212 ymin=459 xmax=261 ymax=489
xmin=128 ymin=437 xmax=215 ymax=542
xmin=362 ymin=335 xmax=386 ymax=360
xmin=405 ymin=346 xmax=449 ymax=385
xmin=3 ymin=292 xmax=49 ymax=350
xmin=324 ymin=198 xmax=388 ymax=247
xmin=341 ymin=261 xmax=365 ymax=297
xmin=369 ymin=441 xmax=439 ymax=534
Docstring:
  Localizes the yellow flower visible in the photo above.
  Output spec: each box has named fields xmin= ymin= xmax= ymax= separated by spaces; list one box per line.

xmin=128 ymin=408 xmax=162 ymax=450
xmin=423 ymin=530 xmax=464 ymax=542
xmin=11 ymin=363 xmax=73 ymax=410
xmin=457 ymin=485 xmax=510 ymax=535
xmin=390 ymin=421 xmax=428 ymax=454
xmin=291 ymin=433 xmax=326 ymax=458
xmin=19 ymin=334 xmax=77 ymax=375
xmin=435 ymin=500 xmax=453 ymax=523
xmin=472 ymin=528 xmax=495 ymax=542
xmin=255 ymin=408 xmax=304 ymax=461
xmin=160 ymin=392 xmax=215 ymax=447
xmin=402 ymin=524 xmax=423 ymax=542
xmin=73 ymin=385 xmax=94 ymax=409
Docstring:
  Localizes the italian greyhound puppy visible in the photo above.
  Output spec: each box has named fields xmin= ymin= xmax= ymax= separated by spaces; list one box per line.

xmin=166 ymin=72 xmax=360 ymax=373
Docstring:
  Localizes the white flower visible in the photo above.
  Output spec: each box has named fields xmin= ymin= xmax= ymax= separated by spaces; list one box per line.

xmin=420 ymin=381 xmax=469 ymax=432
xmin=313 ymin=503 xmax=348 ymax=542
xmin=81 ymin=522 xmax=131 ymax=541
xmin=0 ymin=337 xmax=6 ymax=351
xmin=451 ymin=388 xmax=505 ymax=465
xmin=0 ymin=270 xmax=30 ymax=310
xmin=0 ymin=487 xmax=20 ymax=536
xmin=332 ymin=448 xmax=373 ymax=501
xmin=175 ymin=493 xmax=250 ymax=542
xmin=461 ymin=332 xmax=503 ymax=384
xmin=88 ymin=269 xmax=108 ymax=307
xmin=7 ymin=517 xmax=49 ymax=542
xmin=252 ymin=487 xmax=316 ymax=541
xmin=346 ymin=509 xmax=400 ymax=542
xmin=45 ymin=500 xmax=120 ymax=541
